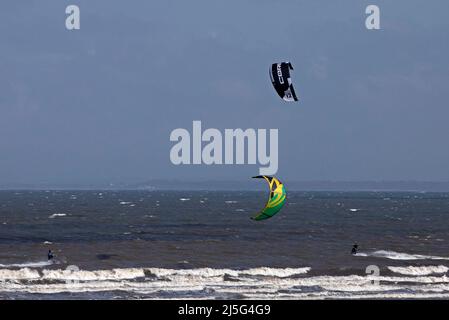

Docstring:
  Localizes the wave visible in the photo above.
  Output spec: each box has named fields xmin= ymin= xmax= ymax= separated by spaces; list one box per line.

xmin=356 ymin=250 xmax=449 ymax=261
xmin=241 ymin=267 xmax=310 ymax=277
xmin=0 ymin=268 xmax=41 ymax=280
xmin=1 ymin=267 xmax=449 ymax=299
xmin=145 ymin=267 xmax=310 ymax=279
xmin=0 ymin=261 xmax=53 ymax=269
xmin=0 ymin=266 xmax=310 ymax=283
xmin=42 ymin=268 xmax=145 ymax=282
xmin=388 ymin=266 xmax=449 ymax=276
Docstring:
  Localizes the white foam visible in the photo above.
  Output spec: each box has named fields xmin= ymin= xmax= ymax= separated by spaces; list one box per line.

xmin=349 ymin=209 xmax=360 ymax=212
xmin=241 ymin=267 xmax=311 ymax=277
xmin=146 ymin=267 xmax=237 ymax=278
xmin=225 ymin=201 xmax=238 ymax=204
xmin=119 ymin=201 xmax=132 ymax=205
xmin=179 ymin=198 xmax=190 ymax=201
xmin=0 ymin=268 xmax=41 ymax=280
xmin=49 ymin=213 xmax=67 ymax=219
xmin=145 ymin=267 xmax=310 ymax=279
xmin=388 ymin=265 xmax=449 ymax=276
xmin=357 ymin=250 xmax=449 ymax=261
xmin=0 ymin=261 xmax=53 ymax=269
xmin=2 ymin=267 xmax=449 ymax=299
xmin=354 ymin=253 xmax=368 ymax=257
xmin=42 ymin=268 xmax=145 ymax=281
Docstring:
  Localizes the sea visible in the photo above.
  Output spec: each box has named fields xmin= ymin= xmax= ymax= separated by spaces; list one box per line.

xmin=1 ymin=190 xmax=449 ymax=299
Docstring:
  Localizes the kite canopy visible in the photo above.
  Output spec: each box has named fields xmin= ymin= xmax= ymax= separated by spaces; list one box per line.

xmin=251 ymin=176 xmax=286 ymax=221
xmin=270 ymin=62 xmax=298 ymax=102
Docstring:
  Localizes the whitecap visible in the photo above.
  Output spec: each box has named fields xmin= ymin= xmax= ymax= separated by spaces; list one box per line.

xmin=357 ymin=250 xmax=449 ymax=261
xmin=241 ymin=267 xmax=311 ymax=277
xmin=2 ymin=266 xmax=449 ymax=299
xmin=388 ymin=265 xmax=449 ymax=276
xmin=49 ymin=213 xmax=67 ymax=219
xmin=0 ymin=260 xmax=53 ymax=269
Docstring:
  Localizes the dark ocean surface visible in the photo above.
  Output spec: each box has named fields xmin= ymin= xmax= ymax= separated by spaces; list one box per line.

xmin=1 ymin=190 xmax=449 ymax=299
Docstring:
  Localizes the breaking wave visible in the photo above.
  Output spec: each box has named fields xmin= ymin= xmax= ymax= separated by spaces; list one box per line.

xmin=0 ymin=266 xmax=310 ymax=283
xmin=2 ymin=266 xmax=449 ymax=299
xmin=356 ymin=250 xmax=449 ymax=261
xmin=145 ymin=267 xmax=310 ymax=279
xmin=0 ymin=261 xmax=53 ymax=269
xmin=388 ymin=265 xmax=449 ymax=276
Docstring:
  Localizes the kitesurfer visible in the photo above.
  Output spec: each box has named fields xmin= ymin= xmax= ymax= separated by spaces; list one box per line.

xmin=48 ymin=250 xmax=54 ymax=260
xmin=351 ymin=244 xmax=358 ymax=255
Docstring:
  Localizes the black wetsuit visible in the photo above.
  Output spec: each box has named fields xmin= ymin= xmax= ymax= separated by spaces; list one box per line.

xmin=48 ymin=251 xmax=54 ymax=260
xmin=351 ymin=245 xmax=358 ymax=255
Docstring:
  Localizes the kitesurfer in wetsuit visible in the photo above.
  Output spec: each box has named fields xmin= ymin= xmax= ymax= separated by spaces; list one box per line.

xmin=48 ymin=250 xmax=54 ymax=260
xmin=351 ymin=244 xmax=358 ymax=255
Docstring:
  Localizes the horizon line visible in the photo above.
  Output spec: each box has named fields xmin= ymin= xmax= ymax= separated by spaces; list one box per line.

xmin=2 ymin=180 xmax=449 ymax=192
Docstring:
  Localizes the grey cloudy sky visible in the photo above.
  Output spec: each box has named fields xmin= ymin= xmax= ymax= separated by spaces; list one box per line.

xmin=1 ymin=0 xmax=449 ymax=185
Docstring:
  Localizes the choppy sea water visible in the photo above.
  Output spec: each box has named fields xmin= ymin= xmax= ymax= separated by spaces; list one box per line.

xmin=1 ymin=190 xmax=449 ymax=299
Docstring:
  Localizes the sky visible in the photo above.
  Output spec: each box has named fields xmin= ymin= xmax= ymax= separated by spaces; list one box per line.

xmin=1 ymin=0 xmax=449 ymax=185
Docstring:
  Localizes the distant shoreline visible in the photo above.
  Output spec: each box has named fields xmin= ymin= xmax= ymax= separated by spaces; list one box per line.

xmin=2 ymin=181 xmax=449 ymax=192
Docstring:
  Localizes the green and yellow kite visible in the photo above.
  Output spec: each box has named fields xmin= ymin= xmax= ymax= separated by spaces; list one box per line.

xmin=251 ymin=176 xmax=286 ymax=221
